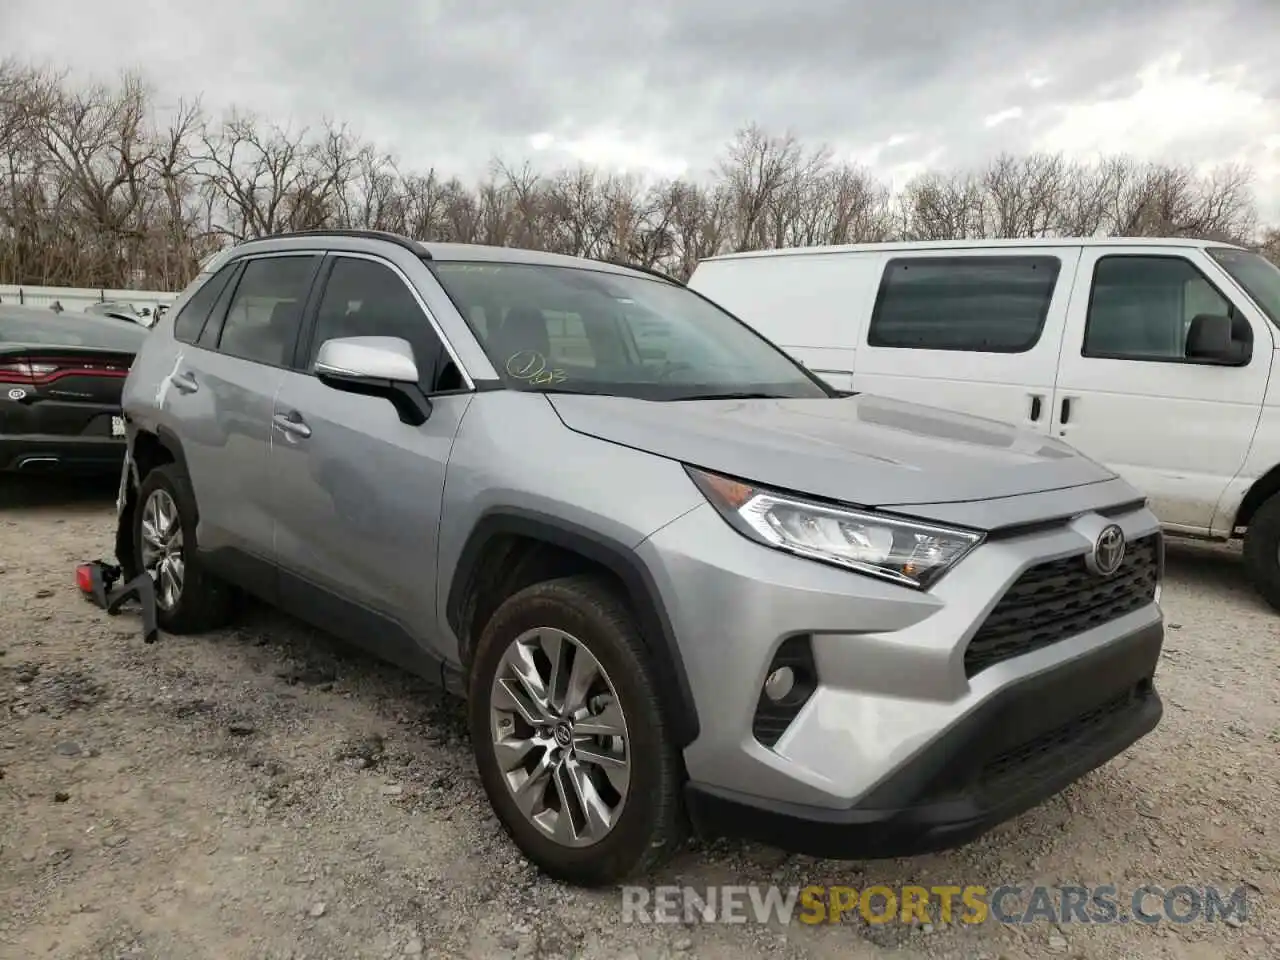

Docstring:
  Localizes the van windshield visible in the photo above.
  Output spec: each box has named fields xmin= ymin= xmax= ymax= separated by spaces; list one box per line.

xmin=1207 ymin=248 xmax=1280 ymax=325
xmin=427 ymin=261 xmax=832 ymax=400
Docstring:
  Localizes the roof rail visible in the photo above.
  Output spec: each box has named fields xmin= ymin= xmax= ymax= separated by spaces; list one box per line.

xmin=600 ymin=259 xmax=684 ymax=286
xmin=243 ymin=229 xmax=432 ymax=259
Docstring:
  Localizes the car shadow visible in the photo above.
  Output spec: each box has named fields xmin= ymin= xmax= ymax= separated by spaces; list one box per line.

xmin=0 ymin=473 xmax=119 ymax=511
xmin=1161 ymin=538 xmax=1268 ymax=609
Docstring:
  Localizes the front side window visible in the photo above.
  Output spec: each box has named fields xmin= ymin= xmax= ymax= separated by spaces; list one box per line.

xmin=309 ymin=257 xmax=450 ymax=390
xmin=427 ymin=261 xmax=830 ymax=400
xmin=1206 ymin=247 xmax=1280 ymax=325
xmin=216 ymin=256 xmax=318 ymax=366
xmin=1084 ymin=256 xmax=1241 ymax=362
xmin=868 ymin=256 xmax=1060 ymax=353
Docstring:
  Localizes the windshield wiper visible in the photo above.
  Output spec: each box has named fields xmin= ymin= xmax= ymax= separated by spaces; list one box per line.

xmin=669 ymin=391 xmax=792 ymax=401
xmin=521 ymin=384 xmax=619 ymax=396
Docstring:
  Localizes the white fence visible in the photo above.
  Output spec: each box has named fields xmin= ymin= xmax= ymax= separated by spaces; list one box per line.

xmin=0 ymin=284 xmax=178 ymax=314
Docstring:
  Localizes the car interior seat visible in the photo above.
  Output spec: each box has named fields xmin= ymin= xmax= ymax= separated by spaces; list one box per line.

xmin=491 ymin=306 xmax=551 ymax=370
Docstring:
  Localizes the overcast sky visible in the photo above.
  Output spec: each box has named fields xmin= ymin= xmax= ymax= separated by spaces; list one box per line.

xmin=4 ymin=0 xmax=1279 ymax=220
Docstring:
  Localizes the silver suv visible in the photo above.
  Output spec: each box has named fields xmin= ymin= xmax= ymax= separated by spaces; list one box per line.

xmin=113 ymin=230 xmax=1166 ymax=886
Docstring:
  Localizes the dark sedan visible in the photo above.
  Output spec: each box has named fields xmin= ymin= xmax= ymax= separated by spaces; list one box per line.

xmin=0 ymin=304 xmax=149 ymax=474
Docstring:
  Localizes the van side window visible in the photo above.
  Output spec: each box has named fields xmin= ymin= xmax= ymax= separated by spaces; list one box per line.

xmin=867 ymin=256 xmax=1060 ymax=353
xmin=1084 ymin=256 xmax=1239 ymax=362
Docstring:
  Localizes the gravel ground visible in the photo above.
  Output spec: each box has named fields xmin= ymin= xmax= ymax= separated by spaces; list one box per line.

xmin=0 ymin=476 xmax=1276 ymax=960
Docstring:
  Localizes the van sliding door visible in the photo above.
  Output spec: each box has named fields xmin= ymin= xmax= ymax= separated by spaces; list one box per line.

xmin=851 ymin=248 xmax=1080 ymax=434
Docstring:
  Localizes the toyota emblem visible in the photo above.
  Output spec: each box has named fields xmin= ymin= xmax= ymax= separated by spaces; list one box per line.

xmin=1087 ymin=524 xmax=1126 ymax=577
xmin=553 ymin=722 xmax=573 ymax=747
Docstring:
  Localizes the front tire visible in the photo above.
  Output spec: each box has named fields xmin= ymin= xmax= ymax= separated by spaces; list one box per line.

xmin=1244 ymin=493 xmax=1280 ymax=612
xmin=468 ymin=575 xmax=686 ymax=886
xmin=132 ymin=463 xmax=234 ymax=634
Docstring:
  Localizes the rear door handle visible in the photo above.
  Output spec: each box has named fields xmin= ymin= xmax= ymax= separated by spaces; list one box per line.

xmin=1028 ymin=394 xmax=1043 ymax=422
xmin=272 ymin=411 xmax=311 ymax=440
xmin=171 ymin=372 xmax=198 ymax=394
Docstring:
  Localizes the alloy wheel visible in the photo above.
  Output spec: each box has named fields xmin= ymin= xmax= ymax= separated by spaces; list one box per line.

xmin=139 ymin=488 xmax=184 ymax=610
xmin=488 ymin=627 xmax=631 ymax=847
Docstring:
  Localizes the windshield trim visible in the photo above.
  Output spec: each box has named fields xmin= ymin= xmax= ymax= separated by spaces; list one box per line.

xmin=422 ymin=257 xmax=838 ymax=398
xmin=1206 ymin=247 xmax=1280 ymax=325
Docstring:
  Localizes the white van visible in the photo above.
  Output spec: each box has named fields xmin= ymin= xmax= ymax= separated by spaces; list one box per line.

xmin=686 ymin=237 xmax=1280 ymax=607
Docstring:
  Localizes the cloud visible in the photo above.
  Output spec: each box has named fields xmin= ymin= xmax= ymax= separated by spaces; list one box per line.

xmin=984 ymin=108 xmax=1024 ymax=129
xmin=2 ymin=0 xmax=1277 ymax=217
xmin=524 ymin=129 xmax=690 ymax=178
xmin=1033 ymin=53 xmax=1280 ymax=220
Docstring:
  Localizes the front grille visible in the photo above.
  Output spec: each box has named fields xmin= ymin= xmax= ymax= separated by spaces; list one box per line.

xmin=964 ymin=534 xmax=1160 ymax=677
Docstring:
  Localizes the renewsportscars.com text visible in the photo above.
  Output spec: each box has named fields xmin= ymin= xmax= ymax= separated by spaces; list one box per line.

xmin=620 ymin=884 xmax=1250 ymax=926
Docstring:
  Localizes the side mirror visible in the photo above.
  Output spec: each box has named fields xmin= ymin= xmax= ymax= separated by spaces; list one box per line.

xmin=1186 ymin=313 xmax=1250 ymax=365
xmin=314 ymin=336 xmax=431 ymax=425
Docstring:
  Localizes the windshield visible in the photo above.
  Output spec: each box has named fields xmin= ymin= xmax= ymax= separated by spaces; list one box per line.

xmin=1206 ymin=248 xmax=1280 ymax=325
xmin=427 ymin=261 xmax=831 ymax=400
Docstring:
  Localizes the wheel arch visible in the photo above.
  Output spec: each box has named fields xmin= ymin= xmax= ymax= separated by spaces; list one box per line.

xmin=115 ymin=426 xmax=185 ymax=577
xmin=446 ymin=509 xmax=701 ymax=747
xmin=1233 ymin=463 xmax=1280 ymax=532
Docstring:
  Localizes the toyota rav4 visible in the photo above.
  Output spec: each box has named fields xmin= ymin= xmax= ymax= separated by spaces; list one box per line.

xmin=112 ymin=230 xmax=1165 ymax=886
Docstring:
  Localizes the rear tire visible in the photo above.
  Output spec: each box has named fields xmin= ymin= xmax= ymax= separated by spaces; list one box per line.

xmin=132 ymin=463 xmax=234 ymax=634
xmin=468 ymin=575 xmax=686 ymax=887
xmin=1243 ymin=493 xmax=1280 ymax=612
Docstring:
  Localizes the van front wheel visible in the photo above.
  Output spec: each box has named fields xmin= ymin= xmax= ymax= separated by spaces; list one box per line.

xmin=1243 ymin=494 xmax=1280 ymax=612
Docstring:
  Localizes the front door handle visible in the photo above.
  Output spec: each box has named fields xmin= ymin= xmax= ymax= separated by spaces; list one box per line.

xmin=1060 ymin=396 xmax=1073 ymax=425
xmin=171 ymin=371 xmax=198 ymax=394
xmin=272 ymin=411 xmax=311 ymax=440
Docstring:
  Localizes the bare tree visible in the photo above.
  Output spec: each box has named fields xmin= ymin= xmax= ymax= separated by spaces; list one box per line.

xmin=718 ymin=124 xmax=827 ymax=252
xmin=1259 ymin=226 xmax=1280 ymax=266
xmin=981 ymin=153 xmax=1066 ymax=238
xmin=898 ymin=171 xmax=987 ymax=240
xmin=198 ymin=112 xmax=328 ymax=241
xmin=0 ymin=58 xmax=1274 ymax=292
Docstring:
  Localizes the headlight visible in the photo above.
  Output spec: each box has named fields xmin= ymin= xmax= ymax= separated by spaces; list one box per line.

xmin=686 ymin=466 xmax=984 ymax=589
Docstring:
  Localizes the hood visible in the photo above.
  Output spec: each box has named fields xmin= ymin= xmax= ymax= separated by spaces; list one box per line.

xmin=547 ymin=392 xmax=1115 ymax=508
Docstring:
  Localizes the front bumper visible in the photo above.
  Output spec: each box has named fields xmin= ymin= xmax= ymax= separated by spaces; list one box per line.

xmin=684 ymin=618 xmax=1162 ymax=858
xmin=637 ymin=479 xmax=1164 ymax=826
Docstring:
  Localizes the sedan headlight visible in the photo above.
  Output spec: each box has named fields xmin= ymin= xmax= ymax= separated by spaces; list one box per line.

xmin=686 ymin=466 xmax=984 ymax=590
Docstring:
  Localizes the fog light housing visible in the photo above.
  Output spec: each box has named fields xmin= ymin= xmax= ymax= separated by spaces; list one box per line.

xmin=752 ymin=636 xmax=817 ymax=748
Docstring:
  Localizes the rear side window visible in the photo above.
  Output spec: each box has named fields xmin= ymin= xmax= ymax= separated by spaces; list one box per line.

xmin=215 ymin=256 xmax=319 ymax=366
xmin=868 ymin=256 xmax=1061 ymax=353
xmin=173 ymin=265 xmax=236 ymax=344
